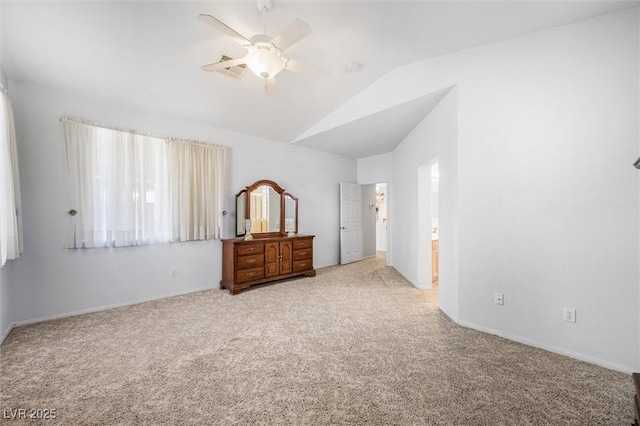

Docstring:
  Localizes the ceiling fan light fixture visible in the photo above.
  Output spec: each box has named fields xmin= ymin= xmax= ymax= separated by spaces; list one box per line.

xmin=245 ymin=47 xmax=285 ymax=79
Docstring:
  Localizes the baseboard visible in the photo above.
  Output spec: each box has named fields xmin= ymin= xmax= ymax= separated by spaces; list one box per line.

xmin=457 ymin=319 xmax=634 ymax=374
xmin=416 ymin=283 xmax=436 ymax=290
xmin=11 ymin=285 xmax=216 ymax=329
xmin=0 ymin=323 xmax=13 ymax=345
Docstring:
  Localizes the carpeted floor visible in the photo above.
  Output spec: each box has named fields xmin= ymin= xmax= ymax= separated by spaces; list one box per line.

xmin=0 ymin=255 xmax=634 ymax=425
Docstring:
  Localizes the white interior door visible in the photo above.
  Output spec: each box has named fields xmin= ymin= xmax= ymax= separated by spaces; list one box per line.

xmin=340 ymin=182 xmax=363 ymax=265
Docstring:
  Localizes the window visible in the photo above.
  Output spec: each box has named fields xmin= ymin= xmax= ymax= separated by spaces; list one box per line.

xmin=62 ymin=118 xmax=228 ymax=248
xmin=0 ymin=89 xmax=23 ymax=265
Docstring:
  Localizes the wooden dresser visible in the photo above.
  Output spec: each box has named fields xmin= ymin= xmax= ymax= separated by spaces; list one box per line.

xmin=221 ymin=235 xmax=316 ymax=295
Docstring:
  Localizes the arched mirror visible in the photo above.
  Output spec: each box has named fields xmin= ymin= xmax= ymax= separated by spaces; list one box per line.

xmin=235 ymin=180 xmax=299 ymax=238
xmin=248 ymin=183 xmax=281 ymax=234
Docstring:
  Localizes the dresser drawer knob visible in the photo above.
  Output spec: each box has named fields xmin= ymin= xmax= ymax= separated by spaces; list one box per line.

xmin=247 ymin=259 xmax=256 ymax=264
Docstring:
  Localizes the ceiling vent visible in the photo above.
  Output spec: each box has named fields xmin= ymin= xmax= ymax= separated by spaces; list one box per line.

xmin=215 ymin=54 xmax=247 ymax=80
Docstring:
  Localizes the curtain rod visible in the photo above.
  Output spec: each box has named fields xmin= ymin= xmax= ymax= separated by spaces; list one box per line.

xmin=59 ymin=115 xmax=228 ymax=149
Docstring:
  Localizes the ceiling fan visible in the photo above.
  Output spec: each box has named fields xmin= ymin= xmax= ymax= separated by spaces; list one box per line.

xmin=199 ymin=0 xmax=326 ymax=95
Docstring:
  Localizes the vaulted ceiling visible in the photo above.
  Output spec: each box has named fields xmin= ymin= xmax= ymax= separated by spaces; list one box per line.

xmin=2 ymin=1 xmax=636 ymax=158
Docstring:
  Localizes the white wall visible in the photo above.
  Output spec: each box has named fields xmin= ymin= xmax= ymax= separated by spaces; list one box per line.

xmin=356 ymin=9 xmax=640 ymax=372
xmin=456 ymin=10 xmax=638 ymax=372
xmin=7 ymin=81 xmax=356 ymax=326
xmin=357 ymin=153 xmax=392 ymax=185
xmin=392 ymin=89 xmax=459 ymax=318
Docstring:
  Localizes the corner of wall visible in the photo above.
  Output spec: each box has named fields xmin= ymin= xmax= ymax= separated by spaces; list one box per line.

xmin=0 ymin=266 xmax=13 ymax=345
xmin=0 ymin=65 xmax=7 ymax=90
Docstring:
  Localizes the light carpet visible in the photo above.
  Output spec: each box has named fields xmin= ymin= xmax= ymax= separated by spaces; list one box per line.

xmin=0 ymin=255 xmax=633 ymax=425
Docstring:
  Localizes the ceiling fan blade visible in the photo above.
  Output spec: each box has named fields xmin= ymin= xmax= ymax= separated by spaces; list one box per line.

xmin=201 ymin=58 xmax=246 ymax=72
xmin=271 ymin=18 xmax=312 ymax=52
xmin=284 ymin=59 xmax=327 ymax=79
xmin=264 ymin=77 xmax=276 ymax=95
xmin=198 ymin=14 xmax=252 ymax=47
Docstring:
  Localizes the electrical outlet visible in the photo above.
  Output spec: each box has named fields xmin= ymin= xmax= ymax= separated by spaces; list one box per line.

xmin=170 ymin=268 xmax=177 ymax=277
xmin=494 ymin=292 xmax=504 ymax=306
xmin=563 ymin=307 xmax=576 ymax=323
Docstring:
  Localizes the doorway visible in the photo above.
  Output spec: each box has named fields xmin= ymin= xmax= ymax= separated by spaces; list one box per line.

xmin=375 ymin=183 xmax=388 ymax=254
xmin=417 ymin=159 xmax=438 ymax=292
xmin=431 ymin=164 xmax=439 ymax=288
xmin=342 ymin=181 xmax=390 ymax=266
xmin=360 ymin=182 xmax=388 ymax=261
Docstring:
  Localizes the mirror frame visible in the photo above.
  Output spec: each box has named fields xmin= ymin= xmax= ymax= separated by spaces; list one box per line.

xmin=242 ymin=179 xmax=286 ymax=238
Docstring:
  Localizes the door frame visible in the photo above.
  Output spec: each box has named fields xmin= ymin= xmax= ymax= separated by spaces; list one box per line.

xmin=361 ymin=183 xmax=377 ymax=259
xmin=417 ymin=158 xmax=438 ymax=289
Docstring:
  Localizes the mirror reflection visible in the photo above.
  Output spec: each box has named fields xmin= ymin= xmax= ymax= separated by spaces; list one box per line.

xmin=284 ymin=194 xmax=297 ymax=234
xmin=249 ymin=185 xmax=281 ymax=233
xmin=236 ymin=190 xmax=246 ymax=236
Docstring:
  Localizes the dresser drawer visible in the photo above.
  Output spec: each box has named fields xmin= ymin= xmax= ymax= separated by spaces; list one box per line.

xmin=292 ymin=238 xmax=312 ymax=250
xmin=237 ymin=254 xmax=264 ymax=270
xmin=293 ymin=259 xmax=312 ymax=272
xmin=236 ymin=244 xmax=264 ymax=256
xmin=293 ymin=248 xmax=312 ymax=260
xmin=237 ymin=266 xmax=264 ymax=283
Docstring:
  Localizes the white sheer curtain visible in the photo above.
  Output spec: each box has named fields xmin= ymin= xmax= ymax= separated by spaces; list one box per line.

xmin=63 ymin=119 xmax=228 ymax=248
xmin=64 ymin=120 xmax=171 ymax=248
xmin=169 ymin=139 xmax=227 ymax=242
xmin=0 ymin=90 xmax=23 ymax=265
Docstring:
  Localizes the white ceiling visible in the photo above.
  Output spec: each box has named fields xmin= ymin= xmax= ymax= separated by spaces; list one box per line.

xmin=294 ymin=87 xmax=451 ymax=158
xmin=2 ymin=1 xmax=637 ymax=158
